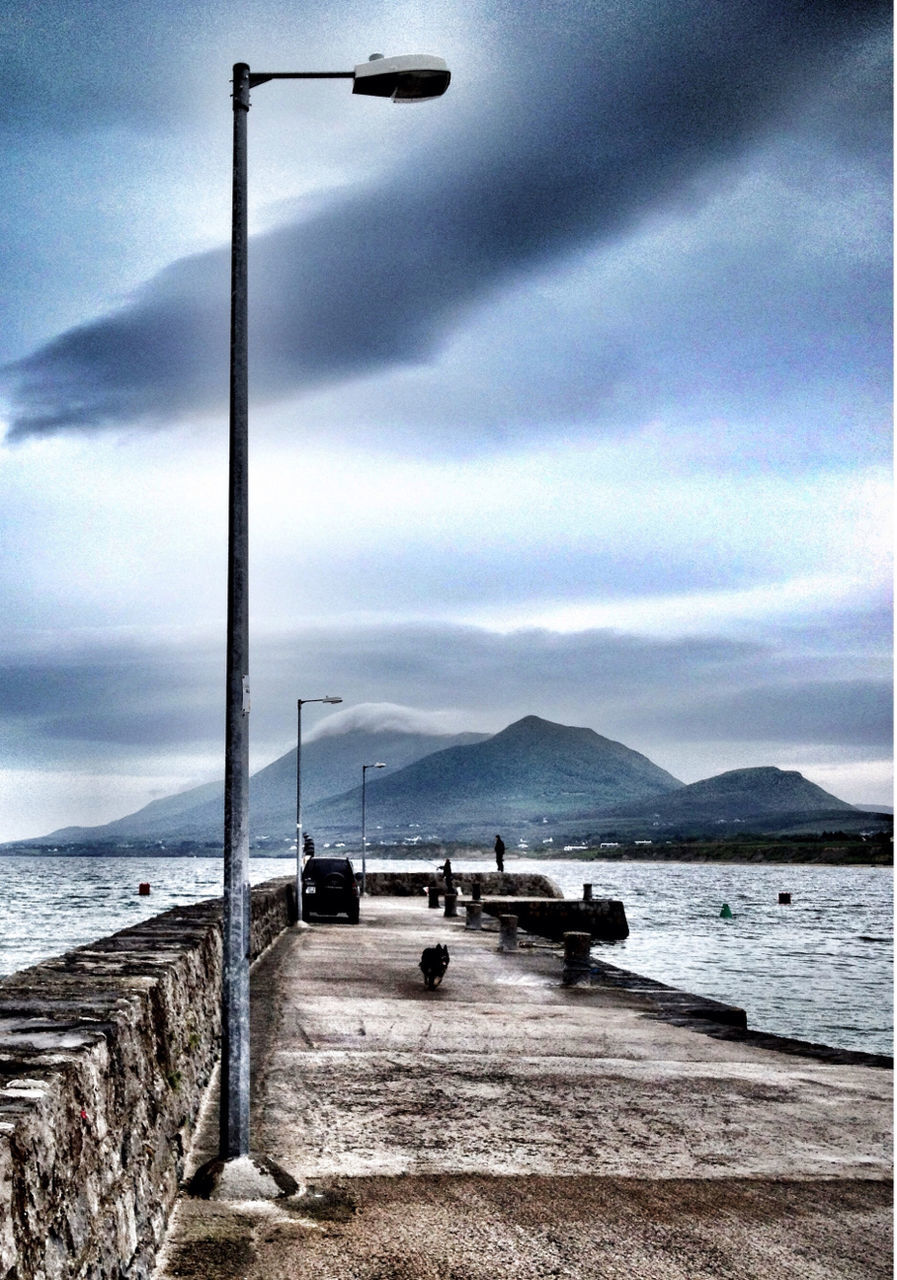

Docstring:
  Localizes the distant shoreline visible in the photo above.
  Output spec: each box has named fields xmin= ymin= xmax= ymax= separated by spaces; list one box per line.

xmin=0 ymin=841 xmax=890 ymax=866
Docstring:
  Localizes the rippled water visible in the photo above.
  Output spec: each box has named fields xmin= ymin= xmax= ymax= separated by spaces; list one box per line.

xmin=0 ymin=854 xmax=891 ymax=1057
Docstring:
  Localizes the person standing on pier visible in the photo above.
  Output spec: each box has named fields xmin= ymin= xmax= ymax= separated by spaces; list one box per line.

xmin=438 ymin=857 xmax=454 ymax=893
xmin=494 ymin=834 xmax=505 ymax=873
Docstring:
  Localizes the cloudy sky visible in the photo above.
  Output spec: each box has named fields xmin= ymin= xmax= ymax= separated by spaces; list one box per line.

xmin=0 ymin=0 xmax=891 ymax=840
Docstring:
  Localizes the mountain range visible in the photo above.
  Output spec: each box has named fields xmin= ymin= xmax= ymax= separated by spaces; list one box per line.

xmin=9 ymin=714 xmax=888 ymax=851
xmin=39 ymin=727 xmax=487 ymax=846
xmin=310 ymin=715 xmax=682 ymax=839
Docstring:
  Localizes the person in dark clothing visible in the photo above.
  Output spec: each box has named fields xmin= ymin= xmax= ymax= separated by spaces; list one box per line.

xmin=494 ymin=834 xmax=505 ymax=872
xmin=437 ymin=857 xmax=454 ymax=893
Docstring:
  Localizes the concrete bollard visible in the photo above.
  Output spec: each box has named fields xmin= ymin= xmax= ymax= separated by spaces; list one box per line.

xmin=498 ymin=914 xmax=518 ymax=951
xmin=465 ymin=901 xmax=483 ymax=930
xmin=444 ymin=892 xmax=458 ymax=918
xmin=471 ymin=880 xmax=482 ymax=901
xmin=562 ymin=931 xmax=592 ymax=985
xmin=582 ymin=883 xmax=593 ymax=902
xmin=428 ymin=884 xmax=440 ymax=909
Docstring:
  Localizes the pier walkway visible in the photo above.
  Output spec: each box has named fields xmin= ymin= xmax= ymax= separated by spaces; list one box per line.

xmin=154 ymin=896 xmax=892 ymax=1280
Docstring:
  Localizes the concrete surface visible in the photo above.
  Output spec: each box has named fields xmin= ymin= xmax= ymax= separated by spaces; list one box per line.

xmin=153 ymin=897 xmax=892 ymax=1279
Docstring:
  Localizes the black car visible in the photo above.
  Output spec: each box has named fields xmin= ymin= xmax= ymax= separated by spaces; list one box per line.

xmin=301 ymin=856 xmax=360 ymax=923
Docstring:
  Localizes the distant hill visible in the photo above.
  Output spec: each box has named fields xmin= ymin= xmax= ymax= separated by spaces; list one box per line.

xmin=37 ymin=727 xmax=489 ymax=848
xmin=307 ymin=715 xmax=683 ymax=840
xmin=10 ymin=714 xmax=879 ymax=852
xmin=601 ymin=766 xmax=857 ymax=835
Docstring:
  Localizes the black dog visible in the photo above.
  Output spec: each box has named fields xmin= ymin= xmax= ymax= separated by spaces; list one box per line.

xmin=419 ymin=944 xmax=450 ymax=990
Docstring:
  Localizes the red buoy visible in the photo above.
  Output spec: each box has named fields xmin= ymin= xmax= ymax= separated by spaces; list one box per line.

xmin=138 ymin=882 xmax=151 ymax=896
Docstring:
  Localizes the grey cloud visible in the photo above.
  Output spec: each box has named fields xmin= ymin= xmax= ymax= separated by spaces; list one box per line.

xmin=1 ymin=0 xmax=339 ymax=136
xmin=3 ymin=0 xmax=889 ymax=441
xmin=0 ymin=611 xmax=888 ymax=786
xmin=307 ymin=703 xmax=469 ymax=741
xmin=248 ymin=618 xmax=892 ymax=760
xmin=649 ymin=679 xmax=892 ymax=748
xmin=0 ymin=641 xmax=222 ymax=766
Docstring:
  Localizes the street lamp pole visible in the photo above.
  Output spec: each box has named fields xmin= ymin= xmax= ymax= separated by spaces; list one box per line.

xmin=361 ymin=762 xmax=386 ymax=895
xmin=296 ymin=695 xmax=342 ymax=922
xmin=222 ymin=53 xmax=449 ymax=1165
xmin=221 ymin=60 xmax=252 ymax=1162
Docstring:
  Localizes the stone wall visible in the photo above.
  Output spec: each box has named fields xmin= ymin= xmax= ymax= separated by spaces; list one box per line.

xmin=481 ymin=896 xmax=630 ymax=941
xmin=0 ymin=876 xmax=295 ymax=1280
xmin=362 ymin=871 xmax=563 ymax=898
xmin=360 ymin=873 xmax=625 ymax=941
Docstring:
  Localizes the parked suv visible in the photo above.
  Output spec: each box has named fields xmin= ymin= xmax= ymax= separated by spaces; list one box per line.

xmin=302 ymin=856 xmax=360 ymax=923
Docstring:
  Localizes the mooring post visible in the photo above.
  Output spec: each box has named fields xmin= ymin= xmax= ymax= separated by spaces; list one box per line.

xmin=471 ymin=879 xmax=482 ymax=901
xmin=444 ymin=891 xmax=458 ymax=918
xmin=428 ymin=884 xmax=440 ymax=909
xmin=582 ymin=883 xmax=593 ymax=902
xmin=562 ymin=931 xmax=592 ymax=985
xmin=498 ymin=914 xmax=518 ymax=951
xmin=465 ymin=901 xmax=483 ymax=930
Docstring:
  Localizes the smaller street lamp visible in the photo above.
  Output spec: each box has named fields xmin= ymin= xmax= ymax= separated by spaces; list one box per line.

xmin=361 ymin=762 xmax=386 ymax=894
xmin=296 ymin=696 xmax=342 ymax=922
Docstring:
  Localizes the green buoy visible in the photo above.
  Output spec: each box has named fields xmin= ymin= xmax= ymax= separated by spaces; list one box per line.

xmin=720 ymin=902 xmax=734 ymax=919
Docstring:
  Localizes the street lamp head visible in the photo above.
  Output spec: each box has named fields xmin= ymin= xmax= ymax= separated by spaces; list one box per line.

xmin=322 ymin=696 xmax=343 ymax=704
xmin=353 ymin=54 xmax=451 ymax=101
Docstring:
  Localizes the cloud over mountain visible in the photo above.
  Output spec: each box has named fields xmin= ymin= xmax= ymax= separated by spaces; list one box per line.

xmin=2 ymin=1 xmax=888 ymax=442
xmin=306 ymin=702 xmax=474 ymax=742
xmin=0 ymin=0 xmax=889 ymax=840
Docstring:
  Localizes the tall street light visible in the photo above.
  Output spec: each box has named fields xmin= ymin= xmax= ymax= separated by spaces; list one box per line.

xmin=360 ymin=762 xmax=386 ymax=894
xmin=295 ymin=695 xmax=342 ymax=922
xmin=223 ymin=54 xmax=450 ymax=1163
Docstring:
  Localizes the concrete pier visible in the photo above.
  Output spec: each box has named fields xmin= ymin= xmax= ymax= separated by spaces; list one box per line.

xmin=156 ymin=896 xmax=892 ymax=1280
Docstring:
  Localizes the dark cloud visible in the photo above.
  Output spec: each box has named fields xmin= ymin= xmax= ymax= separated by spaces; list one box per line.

xmin=6 ymin=612 xmax=885 ymax=766
xmin=0 ymin=640 xmax=222 ymax=764
xmin=3 ymin=0 xmax=889 ymax=441
xmin=0 ymin=610 xmax=887 ymax=833
xmin=256 ymin=622 xmax=891 ymax=749
xmin=650 ymin=679 xmax=892 ymax=747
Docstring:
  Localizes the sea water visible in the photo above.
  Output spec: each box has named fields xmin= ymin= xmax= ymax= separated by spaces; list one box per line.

xmin=0 ymin=854 xmax=891 ymax=1057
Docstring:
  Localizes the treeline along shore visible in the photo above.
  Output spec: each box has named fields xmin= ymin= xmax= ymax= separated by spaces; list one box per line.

xmin=355 ymin=836 xmax=893 ymax=866
xmin=1 ymin=834 xmax=891 ymax=865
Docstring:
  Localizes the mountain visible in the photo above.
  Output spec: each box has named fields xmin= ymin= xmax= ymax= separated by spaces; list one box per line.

xmin=307 ymin=715 xmax=683 ymax=840
xmin=12 ymin=715 xmax=874 ymax=851
xmin=603 ymin=766 xmax=857 ymax=834
xmin=38 ymin=727 xmax=489 ymax=847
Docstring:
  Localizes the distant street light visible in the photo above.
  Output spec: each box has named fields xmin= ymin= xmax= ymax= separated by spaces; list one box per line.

xmin=222 ymin=54 xmax=449 ymax=1163
xmin=295 ymin=696 xmax=342 ymax=922
xmin=361 ymin=762 xmax=386 ymax=894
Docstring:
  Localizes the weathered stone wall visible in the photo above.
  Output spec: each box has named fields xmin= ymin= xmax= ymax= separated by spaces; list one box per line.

xmin=362 ymin=871 xmax=563 ymax=898
xmin=481 ymin=896 xmax=630 ymax=941
xmin=0 ymin=876 xmax=295 ymax=1280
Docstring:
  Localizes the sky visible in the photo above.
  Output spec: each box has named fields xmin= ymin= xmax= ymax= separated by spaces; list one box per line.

xmin=0 ymin=0 xmax=891 ymax=841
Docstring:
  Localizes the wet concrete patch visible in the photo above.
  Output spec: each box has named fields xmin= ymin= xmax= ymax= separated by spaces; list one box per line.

xmin=162 ymin=1175 xmax=894 ymax=1280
